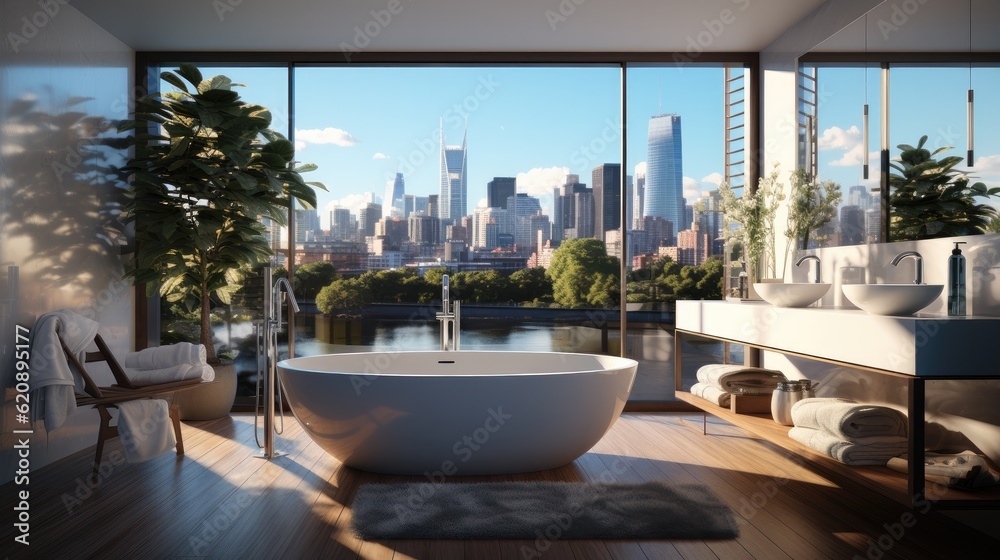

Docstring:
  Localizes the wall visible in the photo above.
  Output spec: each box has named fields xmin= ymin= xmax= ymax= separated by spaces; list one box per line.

xmin=1 ymin=0 xmax=134 ymax=482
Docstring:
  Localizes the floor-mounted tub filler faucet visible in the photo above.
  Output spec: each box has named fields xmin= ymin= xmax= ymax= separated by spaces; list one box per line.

xmin=436 ymin=274 xmax=461 ymax=351
xmin=890 ymin=251 xmax=924 ymax=284
xmin=795 ymin=255 xmax=822 ymax=283
xmin=255 ymin=266 xmax=301 ymax=460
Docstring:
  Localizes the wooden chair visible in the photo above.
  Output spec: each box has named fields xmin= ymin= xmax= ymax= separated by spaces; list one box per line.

xmin=59 ymin=333 xmax=212 ymax=481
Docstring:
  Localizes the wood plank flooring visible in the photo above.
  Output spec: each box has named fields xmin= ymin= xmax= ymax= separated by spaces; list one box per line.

xmin=2 ymin=413 xmax=997 ymax=559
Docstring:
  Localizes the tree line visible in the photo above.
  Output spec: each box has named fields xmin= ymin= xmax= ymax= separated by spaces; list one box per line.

xmin=278 ymin=238 xmax=723 ymax=314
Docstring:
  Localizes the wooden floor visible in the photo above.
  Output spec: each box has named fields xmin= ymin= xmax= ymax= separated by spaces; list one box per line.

xmin=2 ymin=413 xmax=997 ymax=559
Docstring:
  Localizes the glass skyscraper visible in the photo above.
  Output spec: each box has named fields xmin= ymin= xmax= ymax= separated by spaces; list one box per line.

xmin=439 ymin=126 xmax=468 ymax=221
xmin=644 ymin=114 xmax=684 ymax=232
xmin=383 ymin=172 xmax=405 ymax=219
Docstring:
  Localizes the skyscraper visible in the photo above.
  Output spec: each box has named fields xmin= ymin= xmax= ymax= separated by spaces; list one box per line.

xmin=383 ymin=173 xmax=405 ymax=219
xmin=644 ymin=114 xmax=684 ymax=233
xmin=592 ymin=163 xmax=621 ymax=240
xmin=439 ymin=125 xmax=468 ymax=221
xmin=506 ymin=193 xmax=542 ymax=249
xmin=633 ymin=163 xmax=646 ymax=230
xmin=488 ymin=177 xmax=516 ymax=209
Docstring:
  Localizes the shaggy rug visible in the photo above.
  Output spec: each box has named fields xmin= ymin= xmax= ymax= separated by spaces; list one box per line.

xmin=351 ymin=481 xmax=739 ymax=540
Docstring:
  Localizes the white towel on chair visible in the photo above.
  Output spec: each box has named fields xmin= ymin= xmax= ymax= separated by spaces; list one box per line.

xmin=116 ymin=399 xmax=176 ymax=463
xmin=791 ymin=398 xmax=907 ymax=440
xmin=27 ymin=309 xmax=100 ymax=431
xmin=124 ymin=342 xmax=207 ymax=371
xmin=124 ymin=363 xmax=213 ymax=387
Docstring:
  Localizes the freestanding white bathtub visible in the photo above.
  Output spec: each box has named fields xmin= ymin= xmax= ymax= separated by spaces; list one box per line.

xmin=276 ymin=351 xmax=637 ymax=475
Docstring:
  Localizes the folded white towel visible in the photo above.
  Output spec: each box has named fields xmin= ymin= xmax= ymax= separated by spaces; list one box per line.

xmin=696 ymin=363 xmax=785 ymax=395
xmin=116 ymin=399 xmax=176 ymax=463
xmin=788 ymin=426 xmax=907 ymax=466
xmin=791 ymin=398 xmax=907 ymax=440
xmin=27 ymin=309 xmax=100 ymax=431
xmin=690 ymin=382 xmax=731 ymax=407
xmin=124 ymin=342 xmax=206 ymax=371
xmin=124 ymin=363 xmax=213 ymax=387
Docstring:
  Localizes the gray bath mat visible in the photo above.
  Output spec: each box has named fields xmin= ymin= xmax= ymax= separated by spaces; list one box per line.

xmin=351 ymin=481 xmax=739 ymax=540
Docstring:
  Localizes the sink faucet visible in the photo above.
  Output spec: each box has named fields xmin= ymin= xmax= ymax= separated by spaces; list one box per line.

xmin=795 ymin=255 xmax=822 ymax=283
xmin=436 ymin=274 xmax=461 ymax=351
xmin=890 ymin=251 xmax=924 ymax=284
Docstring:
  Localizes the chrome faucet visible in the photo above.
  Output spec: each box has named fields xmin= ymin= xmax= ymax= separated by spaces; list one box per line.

xmin=890 ymin=251 xmax=924 ymax=284
xmin=256 ymin=268 xmax=300 ymax=461
xmin=436 ymin=274 xmax=460 ymax=351
xmin=795 ymin=255 xmax=822 ymax=283
xmin=272 ymin=277 xmax=300 ymax=325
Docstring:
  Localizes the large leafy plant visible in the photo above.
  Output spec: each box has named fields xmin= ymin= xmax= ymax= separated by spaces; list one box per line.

xmin=119 ymin=64 xmax=323 ymax=363
xmin=889 ymin=136 xmax=999 ymax=241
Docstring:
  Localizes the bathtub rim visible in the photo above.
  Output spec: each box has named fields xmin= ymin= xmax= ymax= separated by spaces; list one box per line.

xmin=277 ymin=350 xmax=638 ymax=378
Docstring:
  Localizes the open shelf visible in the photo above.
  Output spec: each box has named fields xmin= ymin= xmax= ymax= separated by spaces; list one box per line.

xmin=676 ymin=391 xmax=1000 ymax=508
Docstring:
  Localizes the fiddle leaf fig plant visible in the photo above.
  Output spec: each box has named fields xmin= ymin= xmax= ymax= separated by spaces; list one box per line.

xmin=889 ymin=135 xmax=999 ymax=241
xmin=118 ymin=64 xmax=324 ymax=364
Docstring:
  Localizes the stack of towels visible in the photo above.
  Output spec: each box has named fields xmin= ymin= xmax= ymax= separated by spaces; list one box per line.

xmin=788 ymin=398 xmax=908 ymax=466
xmin=690 ymin=364 xmax=786 ymax=407
xmin=123 ymin=342 xmax=214 ymax=386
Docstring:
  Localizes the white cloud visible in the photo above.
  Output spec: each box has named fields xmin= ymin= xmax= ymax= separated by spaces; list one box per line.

xmin=970 ymin=154 xmax=1000 ymax=184
xmin=294 ymin=127 xmax=359 ymax=152
xmin=321 ymin=194 xmax=370 ymax=228
xmin=372 ymin=152 xmax=389 ymax=160
xmin=515 ymin=166 xmax=569 ymax=198
xmin=700 ymin=172 xmax=724 ymax=186
xmin=817 ymin=125 xmax=876 ymax=167
xmin=634 ymin=161 xmax=647 ymax=177
xmin=682 ymin=177 xmax=704 ymax=201
xmin=477 ymin=197 xmax=488 ymax=208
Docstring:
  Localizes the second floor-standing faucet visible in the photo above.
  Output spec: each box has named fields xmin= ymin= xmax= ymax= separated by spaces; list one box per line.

xmin=436 ymin=274 xmax=461 ymax=351
xmin=890 ymin=251 xmax=924 ymax=284
xmin=795 ymin=255 xmax=822 ymax=283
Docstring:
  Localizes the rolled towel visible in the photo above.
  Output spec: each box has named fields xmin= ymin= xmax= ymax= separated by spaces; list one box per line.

xmin=788 ymin=426 xmax=908 ymax=466
xmin=690 ymin=382 xmax=731 ymax=407
xmin=887 ymin=451 xmax=999 ymax=489
xmin=696 ymin=363 xmax=785 ymax=395
xmin=791 ymin=398 xmax=907 ymax=440
xmin=125 ymin=363 xmax=212 ymax=387
xmin=124 ymin=342 xmax=206 ymax=371
xmin=116 ymin=399 xmax=176 ymax=463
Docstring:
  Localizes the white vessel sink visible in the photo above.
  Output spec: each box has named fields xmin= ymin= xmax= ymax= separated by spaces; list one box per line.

xmin=841 ymin=283 xmax=943 ymax=316
xmin=753 ymin=282 xmax=831 ymax=307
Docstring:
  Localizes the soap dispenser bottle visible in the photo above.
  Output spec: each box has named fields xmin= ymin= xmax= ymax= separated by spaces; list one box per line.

xmin=948 ymin=241 xmax=967 ymax=316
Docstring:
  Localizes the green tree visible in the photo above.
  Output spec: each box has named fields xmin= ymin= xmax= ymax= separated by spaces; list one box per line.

xmin=787 ymin=168 xmax=842 ymax=250
xmin=546 ymin=238 xmax=619 ymax=307
xmin=509 ymin=267 xmax=553 ymax=303
xmin=890 ymin=136 xmax=1000 ymax=240
xmin=423 ymin=267 xmax=450 ymax=292
xmin=357 ymin=269 xmax=416 ymax=303
xmin=291 ymin=261 xmax=338 ymax=300
xmin=661 ymin=258 xmax=724 ymax=301
xmin=316 ymin=278 xmax=368 ymax=313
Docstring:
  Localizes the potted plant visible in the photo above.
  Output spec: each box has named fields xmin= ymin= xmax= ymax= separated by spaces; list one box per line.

xmin=118 ymin=64 xmax=323 ymax=417
xmin=719 ymin=164 xmax=786 ymax=286
xmin=890 ymin=136 xmax=999 ymax=240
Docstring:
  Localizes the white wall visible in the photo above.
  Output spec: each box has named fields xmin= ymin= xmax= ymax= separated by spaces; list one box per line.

xmin=1 ymin=0 xmax=134 ymax=482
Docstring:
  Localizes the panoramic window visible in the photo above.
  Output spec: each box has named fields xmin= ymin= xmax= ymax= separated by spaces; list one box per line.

xmin=146 ymin=58 xmax=755 ymax=406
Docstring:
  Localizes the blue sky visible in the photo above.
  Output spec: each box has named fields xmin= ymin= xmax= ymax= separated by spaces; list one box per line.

xmin=170 ymin=64 xmax=1000 ymax=227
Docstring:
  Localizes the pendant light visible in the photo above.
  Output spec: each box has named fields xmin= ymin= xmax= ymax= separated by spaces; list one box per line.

xmin=968 ymin=0 xmax=975 ymax=166
xmin=863 ymin=14 xmax=870 ymax=179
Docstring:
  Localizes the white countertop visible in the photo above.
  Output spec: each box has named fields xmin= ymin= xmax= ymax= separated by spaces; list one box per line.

xmin=676 ymin=300 xmax=1000 ymax=377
